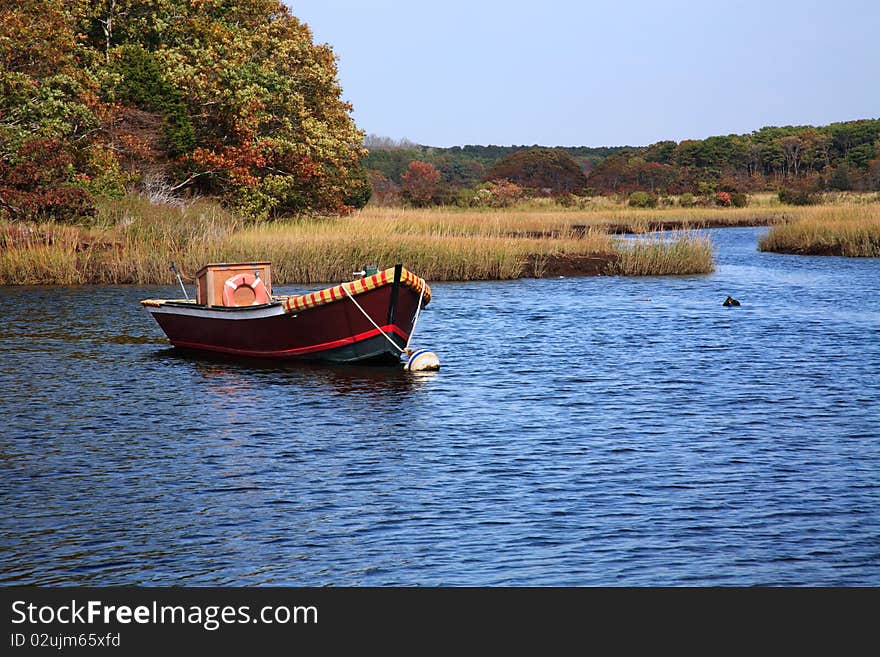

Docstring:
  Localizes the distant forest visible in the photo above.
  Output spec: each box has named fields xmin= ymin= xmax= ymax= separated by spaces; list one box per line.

xmin=364 ymin=119 xmax=880 ymax=203
xmin=364 ymin=139 xmax=628 ymax=189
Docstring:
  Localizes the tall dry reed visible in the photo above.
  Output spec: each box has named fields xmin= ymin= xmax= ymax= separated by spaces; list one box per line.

xmin=0 ymin=195 xmax=747 ymax=284
xmin=759 ymin=204 xmax=880 ymax=257
xmin=611 ymin=233 xmax=715 ymax=276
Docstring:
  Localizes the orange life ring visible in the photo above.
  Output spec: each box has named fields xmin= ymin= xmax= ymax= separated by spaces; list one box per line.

xmin=223 ymin=273 xmax=270 ymax=307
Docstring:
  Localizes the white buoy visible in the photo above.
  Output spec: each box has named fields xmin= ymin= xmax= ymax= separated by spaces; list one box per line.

xmin=402 ymin=348 xmax=440 ymax=372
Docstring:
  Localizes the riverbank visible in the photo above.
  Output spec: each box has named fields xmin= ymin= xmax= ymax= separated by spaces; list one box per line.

xmin=0 ymin=196 xmax=716 ymax=284
xmin=758 ymin=204 xmax=880 ymax=257
xmin=1 ymin=194 xmax=874 ymax=285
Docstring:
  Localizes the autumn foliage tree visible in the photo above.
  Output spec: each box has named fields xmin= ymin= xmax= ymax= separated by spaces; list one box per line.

xmin=147 ymin=0 xmax=366 ymax=218
xmin=484 ymin=148 xmax=587 ymax=195
xmin=1 ymin=0 xmax=365 ymax=221
xmin=586 ymin=155 xmax=679 ymax=194
xmin=0 ymin=139 xmax=95 ymax=221
xmin=0 ymin=0 xmax=114 ymax=219
xmin=472 ymin=179 xmax=523 ymax=207
xmin=401 ymin=161 xmax=442 ymax=206
xmin=366 ymin=170 xmax=401 ymax=206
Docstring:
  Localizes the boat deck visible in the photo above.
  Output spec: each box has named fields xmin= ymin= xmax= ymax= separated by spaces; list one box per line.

xmin=141 ymin=267 xmax=431 ymax=314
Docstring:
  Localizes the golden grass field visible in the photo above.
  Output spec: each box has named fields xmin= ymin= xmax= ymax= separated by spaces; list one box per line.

xmin=758 ymin=204 xmax=880 ymax=257
xmin=0 ymin=193 xmax=877 ymax=286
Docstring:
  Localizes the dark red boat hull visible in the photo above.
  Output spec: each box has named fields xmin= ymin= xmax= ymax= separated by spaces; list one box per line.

xmin=145 ymin=282 xmax=423 ymax=363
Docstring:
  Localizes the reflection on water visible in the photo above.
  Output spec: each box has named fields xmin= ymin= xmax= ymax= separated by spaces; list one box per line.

xmin=152 ymin=348 xmax=436 ymax=398
xmin=1 ymin=227 xmax=879 ymax=585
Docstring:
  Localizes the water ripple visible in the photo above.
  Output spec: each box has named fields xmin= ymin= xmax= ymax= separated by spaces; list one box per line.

xmin=1 ymin=228 xmax=878 ymax=585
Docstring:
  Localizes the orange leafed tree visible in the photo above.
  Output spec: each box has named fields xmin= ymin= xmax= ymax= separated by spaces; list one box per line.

xmin=400 ymin=161 xmax=442 ymax=206
xmin=0 ymin=0 xmax=368 ymax=221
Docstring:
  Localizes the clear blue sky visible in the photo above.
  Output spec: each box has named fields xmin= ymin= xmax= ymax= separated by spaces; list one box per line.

xmin=288 ymin=0 xmax=879 ymax=148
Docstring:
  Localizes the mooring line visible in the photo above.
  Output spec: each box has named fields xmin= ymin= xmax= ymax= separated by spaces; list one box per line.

xmin=405 ymin=281 xmax=426 ymax=350
xmin=342 ymin=284 xmax=405 ymax=353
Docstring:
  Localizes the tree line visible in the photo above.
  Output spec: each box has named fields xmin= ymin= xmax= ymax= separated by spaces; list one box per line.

xmin=365 ymin=119 xmax=880 ymax=206
xmin=364 ymin=140 xmax=627 ymax=196
xmin=588 ymin=120 xmax=880 ymax=195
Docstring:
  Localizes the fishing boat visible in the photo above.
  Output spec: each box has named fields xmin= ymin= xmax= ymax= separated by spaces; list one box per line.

xmin=141 ymin=262 xmax=439 ymax=369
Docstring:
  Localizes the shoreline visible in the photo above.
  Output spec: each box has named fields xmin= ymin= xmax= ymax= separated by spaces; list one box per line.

xmin=599 ymin=215 xmax=781 ymax=234
xmin=758 ymin=204 xmax=880 ymax=258
xmin=524 ymin=253 xmax=617 ymax=277
xmin=508 ymin=215 xmax=779 ymax=240
xmin=2 ymin=197 xmax=877 ymax=286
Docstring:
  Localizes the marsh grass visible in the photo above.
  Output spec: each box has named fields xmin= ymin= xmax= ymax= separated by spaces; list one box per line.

xmin=354 ymin=205 xmax=789 ymax=235
xmin=0 ymin=223 xmax=95 ymax=285
xmin=0 ymin=196 xmax=242 ymax=285
xmin=759 ymin=204 xmax=880 ymax=257
xmin=612 ymin=234 xmax=715 ymax=276
xmin=2 ymin=194 xmax=825 ymax=285
xmin=231 ymin=228 xmax=618 ymax=282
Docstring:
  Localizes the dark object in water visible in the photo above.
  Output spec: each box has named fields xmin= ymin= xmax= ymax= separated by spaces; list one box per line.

xmin=723 ymin=296 xmax=741 ymax=307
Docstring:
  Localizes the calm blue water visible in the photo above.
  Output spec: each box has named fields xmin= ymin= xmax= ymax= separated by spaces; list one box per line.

xmin=1 ymin=227 xmax=878 ymax=585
